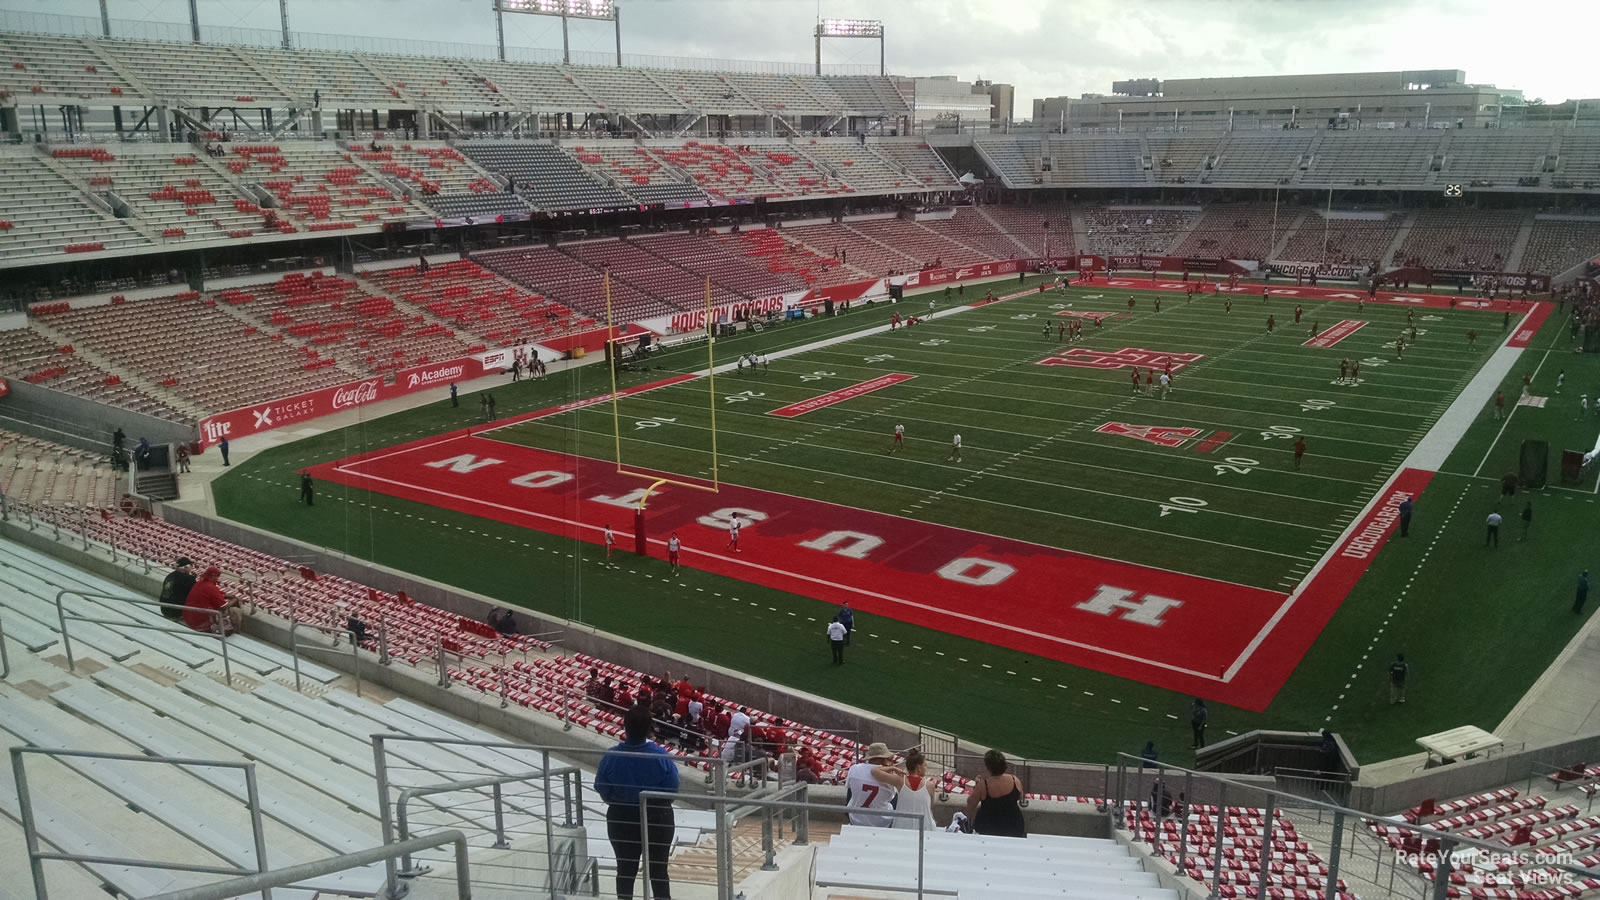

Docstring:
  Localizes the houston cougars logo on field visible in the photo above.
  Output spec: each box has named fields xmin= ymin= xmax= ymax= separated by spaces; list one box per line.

xmin=1094 ymin=422 xmax=1204 ymax=448
xmin=1039 ymin=348 xmax=1205 ymax=372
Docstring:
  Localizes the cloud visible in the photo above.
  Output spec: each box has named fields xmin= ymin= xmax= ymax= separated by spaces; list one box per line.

xmin=8 ymin=0 xmax=1598 ymax=112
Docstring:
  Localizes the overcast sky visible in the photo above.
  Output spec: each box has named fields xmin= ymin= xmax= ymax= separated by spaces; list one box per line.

xmin=9 ymin=0 xmax=1600 ymax=112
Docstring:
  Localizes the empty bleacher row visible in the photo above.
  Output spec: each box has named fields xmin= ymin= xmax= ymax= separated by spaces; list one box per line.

xmin=1174 ymin=205 xmax=1284 ymax=261
xmin=1081 ymin=208 xmax=1198 ymax=256
xmin=0 ymin=427 xmax=120 ymax=507
xmin=1277 ymin=213 xmax=1402 ymax=266
xmin=1396 ymin=208 xmax=1529 ymax=271
xmin=818 ymin=826 xmax=1176 ymax=900
xmin=0 ymin=152 xmax=152 ymax=261
xmin=41 ymin=287 xmax=358 ymax=414
xmin=0 ymin=323 xmax=188 ymax=420
xmin=1123 ymin=798 xmax=1358 ymax=900
xmin=358 ymin=259 xmax=595 ymax=350
xmin=1369 ymin=787 xmax=1600 ymax=898
xmin=0 ymin=536 xmax=763 ymax=899
xmin=970 ymin=129 xmax=1600 ymax=190
xmin=3 ymin=137 xmax=958 ymax=266
xmin=20 ymin=504 xmax=877 ymax=786
xmin=0 ymin=29 xmax=910 ymax=119
xmin=1522 ymin=219 xmax=1600 ymax=276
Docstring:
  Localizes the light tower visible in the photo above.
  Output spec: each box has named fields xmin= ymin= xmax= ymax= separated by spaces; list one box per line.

xmin=814 ymin=18 xmax=884 ymax=76
xmin=493 ymin=0 xmax=622 ymax=65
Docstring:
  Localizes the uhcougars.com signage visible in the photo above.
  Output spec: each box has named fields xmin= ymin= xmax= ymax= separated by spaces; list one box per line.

xmin=198 ymin=360 xmax=483 ymax=446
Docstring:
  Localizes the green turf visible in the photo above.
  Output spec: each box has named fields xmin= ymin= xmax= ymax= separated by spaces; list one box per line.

xmin=213 ymin=276 xmax=1599 ymax=766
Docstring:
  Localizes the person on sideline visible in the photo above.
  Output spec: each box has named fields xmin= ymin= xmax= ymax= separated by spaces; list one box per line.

xmin=1190 ymin=698 xmax=1208 ymax=749
xmin=827 ymin=616 xmax=847 ymax=664
xmin=966 ymin=749 xmax=1026 ymax=837
xmin=594 ymin=706 xmax=679 ymax=900
xmin=891 ymin=748 xmax=938 ymax=832
xmin=838 ymin=601 xmax=854 ymax=645
xmin=844 ymin=743 xmax=904 ymax=827
xmin=1389 ymin=654 xmax=1409 ymax=704
xmin=1577 ymin=571 xmax=1590 ymax=615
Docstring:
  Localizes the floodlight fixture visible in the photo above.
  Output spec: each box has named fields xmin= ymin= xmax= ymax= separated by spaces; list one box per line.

xmin=813 ymin=17 xmax=885 ymax=75
xmin=818 ymin=18 xmax=883 ymax=38
xmin=493 ymin=0 xmax=622 ymax=64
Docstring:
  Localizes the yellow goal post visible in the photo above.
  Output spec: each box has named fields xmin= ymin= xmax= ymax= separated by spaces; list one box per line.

xmin=604 ymin=271 xmax=721 ymax=510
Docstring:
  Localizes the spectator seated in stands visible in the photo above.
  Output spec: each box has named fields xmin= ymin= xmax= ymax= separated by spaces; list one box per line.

xmin=345 ymin=613 xmax=368 ymax=646
xmin=487 ymin=606 xmax=517 ymax=635
xmin=159 ymin=557 xmax=196 ymax=621
xmin=181 ymin=566 xmax=243 ymax=635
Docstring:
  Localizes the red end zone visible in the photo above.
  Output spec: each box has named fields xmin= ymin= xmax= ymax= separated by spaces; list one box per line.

xmin=312 ymin=381 xmax=1435 ymax=709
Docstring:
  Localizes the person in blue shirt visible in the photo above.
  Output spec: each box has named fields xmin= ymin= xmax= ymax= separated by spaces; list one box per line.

xmin=595 ymin=705 xmax=680 ymax=899
xmin=838 ymin=601 xmax=854 ymax=646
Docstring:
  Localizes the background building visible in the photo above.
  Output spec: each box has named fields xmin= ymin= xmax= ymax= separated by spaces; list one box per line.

xmin=973 ymin=79 xmax=1015 ymax=127
xmin=1032 ymin=69 xmax=1524 ymax=132
xmin=909 ymin=75 xmax=1002 ymax=132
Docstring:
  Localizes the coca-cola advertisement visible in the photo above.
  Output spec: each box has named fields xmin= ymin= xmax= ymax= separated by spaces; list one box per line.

xmin=198 ymin=376 xmax=386 ymax=447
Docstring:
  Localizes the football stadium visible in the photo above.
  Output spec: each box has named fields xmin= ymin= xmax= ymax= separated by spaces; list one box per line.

xmin=3 ymin=1 xmax=1600 ymax=897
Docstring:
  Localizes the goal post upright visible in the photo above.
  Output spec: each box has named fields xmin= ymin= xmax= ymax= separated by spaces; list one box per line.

xmin=605 ymin=269 xmax=624 ymax=473
xmin=607 ymin=273 xmax=721 ymax=512
xmin=705 ymin=275 xmax=720 ymax=491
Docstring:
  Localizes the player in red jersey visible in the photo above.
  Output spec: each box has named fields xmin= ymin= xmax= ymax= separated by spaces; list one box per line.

xmin=1293 ymin=436 xmax=1307 ymax=470
xmin=1128 ymin=295 xmax=1136 ymax=312
xmin=1130 ymin=368 xmax=1142 ymax=395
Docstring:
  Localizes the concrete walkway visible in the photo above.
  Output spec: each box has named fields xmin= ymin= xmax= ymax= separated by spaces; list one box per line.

xmin=1496 ymin=609 xmax=1600 ymax=746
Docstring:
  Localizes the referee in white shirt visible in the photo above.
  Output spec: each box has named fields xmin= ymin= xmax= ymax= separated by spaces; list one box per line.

xmin=827 ymin=616 xmax=847 ymax=664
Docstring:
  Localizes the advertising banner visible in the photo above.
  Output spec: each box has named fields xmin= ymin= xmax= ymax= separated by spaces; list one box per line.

xmin=199 ymin=377 xmax=385 ymax=446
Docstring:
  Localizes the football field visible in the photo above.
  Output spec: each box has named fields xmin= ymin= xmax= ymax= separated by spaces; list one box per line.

xmin=309 ymin=280 xmax=1517 ymax=711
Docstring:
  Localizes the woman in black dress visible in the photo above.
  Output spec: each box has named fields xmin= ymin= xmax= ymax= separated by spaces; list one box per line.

xmin=966 ymin=749 xmax=1026 ymax=837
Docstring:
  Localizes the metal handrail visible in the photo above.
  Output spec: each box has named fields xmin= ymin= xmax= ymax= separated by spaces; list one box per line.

xmin=636 ymin=789 xmax=930 ymax=900
xmin=140 ymin=830 xmax=471 ymax=900
xmin=11 ymin=746 xmax=271 ymax=900
xmin=392 ymin=766 xmax=585 ymax=874
xmin=287 ymin=617 xmax=362 ymax=696
xmin=1111 ymin=752 xmax=1600 ymax=900
xmin=0 ymin=613 xmax=10 ymax=680
xmin=54 ymin=588 xmax=236 ymax=685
